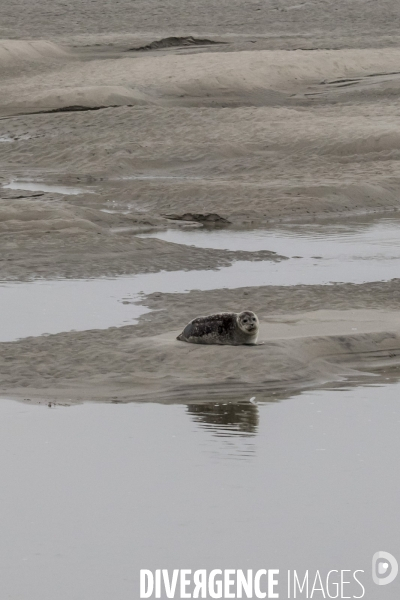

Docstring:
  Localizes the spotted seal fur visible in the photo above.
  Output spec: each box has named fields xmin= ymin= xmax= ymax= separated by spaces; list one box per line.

xmin=177 ymin=311 xmax=260 ymax=345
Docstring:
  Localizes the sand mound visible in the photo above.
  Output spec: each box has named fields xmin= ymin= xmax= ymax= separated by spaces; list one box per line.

xmin=1 ymin=310 xmax=400 ymax=404
xmin=4 ymin=47 xmax=400 ymax=113
xmin=140 ymin=48 xmax=400 ymax=105
xmin=7 ymin=85 xmax=153 ymax=112
xmin=96 ymin=48 xmax=400 ymax=107
xmin=0 ymin=199 xmax=100 ymax=233
xmin=130 ymin=36 xmax=224 ymax=51
xmin=0 ymin=40 xmax=67 ymax=67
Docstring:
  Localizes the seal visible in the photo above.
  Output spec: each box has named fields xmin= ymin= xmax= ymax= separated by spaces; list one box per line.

xmin=177 ymin=311 xmax=260 ymax=345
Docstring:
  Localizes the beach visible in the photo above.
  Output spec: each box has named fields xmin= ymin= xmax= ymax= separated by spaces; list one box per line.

xmin=2 ymin=19 xmax=400 ymax=400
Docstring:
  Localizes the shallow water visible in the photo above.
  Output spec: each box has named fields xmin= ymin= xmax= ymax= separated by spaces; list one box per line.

xmin=0 ymin=278 xmax=152 ymax=341
xmin=0 ymin=380 xmax=399 ymax=599
xmin=2 ymin=180 xmax=92 ymax=195
xmin=0 ymin=248 xmax=398 ymax=341
xmin=3 ymin=219 xmax=400 ymax=341
xmin=138 ymin=218 xmax=400 ymax=259
xmin=2 ymin=259 xmax=400 ymax=342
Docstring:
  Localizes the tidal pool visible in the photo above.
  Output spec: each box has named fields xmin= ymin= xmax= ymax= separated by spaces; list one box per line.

xmin=0 ymin=380 xmax=399 ymax=599
xmin=138 ymin=218 xmax=400 ymax=259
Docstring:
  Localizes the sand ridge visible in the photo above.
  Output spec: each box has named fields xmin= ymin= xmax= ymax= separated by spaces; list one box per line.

xmin=0 ymin=40 xmax=68 ymax=67
xmin=2 ymin=286 xmax=400 ymax=403
xmin=1 ymin=310 xmax=399 ymax=404
xmin=4 ymin=47 xmax=400 ymax=112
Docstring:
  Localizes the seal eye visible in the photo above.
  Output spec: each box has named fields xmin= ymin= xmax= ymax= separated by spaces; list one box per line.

xmin=243 ymin=319 xmax=248 ymax=323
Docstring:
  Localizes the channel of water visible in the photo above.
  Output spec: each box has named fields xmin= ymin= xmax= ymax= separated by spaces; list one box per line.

xmin=1 ymin=219 xmax=400 ymax=341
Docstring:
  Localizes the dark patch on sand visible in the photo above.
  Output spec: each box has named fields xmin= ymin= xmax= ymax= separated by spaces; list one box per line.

xmin=163 ymin=213 xmax=231 ymax=225
xmin=128 ymin=36 xmax=226 ymax=52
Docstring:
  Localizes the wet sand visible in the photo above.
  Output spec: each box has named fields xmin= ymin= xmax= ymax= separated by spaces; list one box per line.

xmin=3 ymin=217 xmax=400 ymax=401
xmin=2 ymin=25 xmax=400 ymax=400
xmin=2 ymin=293 xmax=400 ymax=403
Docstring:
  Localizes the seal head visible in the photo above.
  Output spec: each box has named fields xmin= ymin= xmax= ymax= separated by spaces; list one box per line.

xmin=177 ymin=311 xmax=259 ymax=345
xmin=237 ymin=310 xmax=259 ymax=336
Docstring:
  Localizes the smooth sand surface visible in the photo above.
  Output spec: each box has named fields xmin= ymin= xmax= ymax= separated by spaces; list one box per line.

xmin=0 ymin=40 xmax=68 ymax=67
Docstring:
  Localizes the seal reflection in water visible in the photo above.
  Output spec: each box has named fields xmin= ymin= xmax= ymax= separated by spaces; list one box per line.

xmin=177 ymin=311 xmax=260 ymax=345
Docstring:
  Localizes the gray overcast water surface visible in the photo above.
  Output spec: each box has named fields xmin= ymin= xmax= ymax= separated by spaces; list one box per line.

xmin=138 ymin=218 xmax=400 ymax=257
xmin=0 ymin=381 xmax=399 ymax=599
